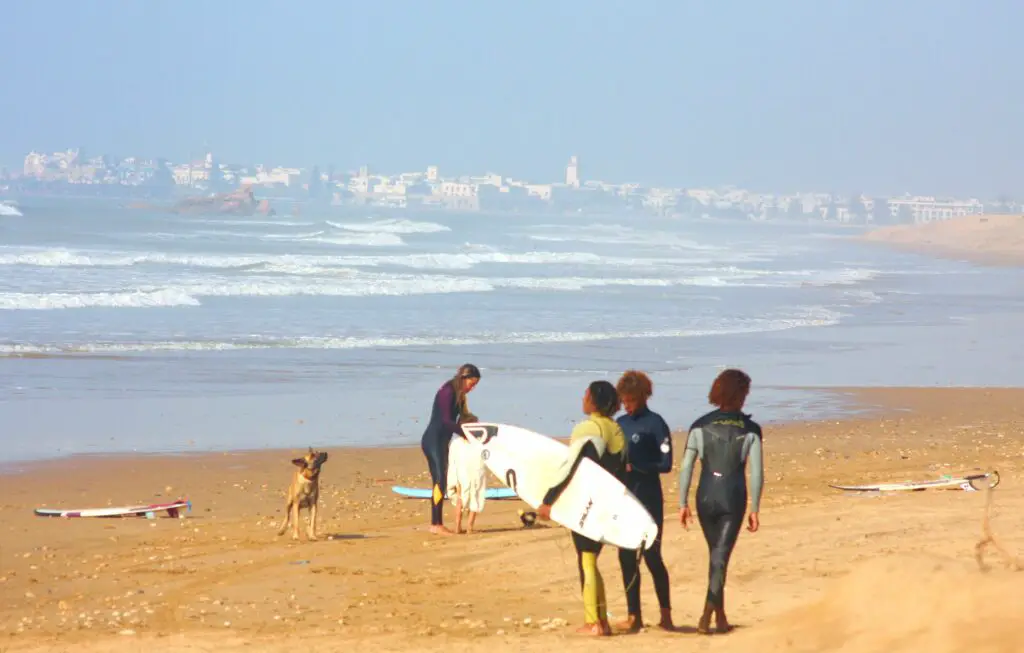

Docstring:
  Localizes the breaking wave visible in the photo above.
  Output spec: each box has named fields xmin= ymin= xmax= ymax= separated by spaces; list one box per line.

xmin=0 ymin=306 xmax=842 ymax=353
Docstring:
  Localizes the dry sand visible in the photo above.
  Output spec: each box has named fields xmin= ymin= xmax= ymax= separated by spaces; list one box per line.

xmin=861 ymin=213 xmax=1024 ymax=266
xmin=2 ymin=387 xmax=1023 ymax=652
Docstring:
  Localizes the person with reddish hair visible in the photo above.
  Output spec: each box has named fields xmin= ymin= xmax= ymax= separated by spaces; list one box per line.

xmin=613 ymin=370 xmax=674 ymax=632
xmin=678 ymin=368 xmax=763 ymax=634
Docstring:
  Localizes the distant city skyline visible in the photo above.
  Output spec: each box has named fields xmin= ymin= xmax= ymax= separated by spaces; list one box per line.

xmin=2 ymin=1 xmax=1022 ymax=197
xmin=10 ymin=145 xmax=1008 ymax=227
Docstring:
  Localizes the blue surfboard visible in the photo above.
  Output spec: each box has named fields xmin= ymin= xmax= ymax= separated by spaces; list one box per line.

xmin=390 ymin=486 xmax=517 ymax=500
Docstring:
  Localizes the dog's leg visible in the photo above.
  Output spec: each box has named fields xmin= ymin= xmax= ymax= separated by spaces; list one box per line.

xmin=290 ymin=501 xmax=301 ymax=541
xmin=277 ymin=500 xmax=293 ymax=536
xmin=307 ymin=500 xmax=319 ymax=541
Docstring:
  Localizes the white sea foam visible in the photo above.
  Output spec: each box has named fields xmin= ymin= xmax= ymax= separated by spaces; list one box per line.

xmin=0 ymin=264 xmax=881 ymax=310
xmin=0 ymin=246 xmax=638 ymax=272
xmin=0 ymin=274 xmax=495 ymax=309
xmin=301 ymin=233 xmax=406 ymax=246
xmin=184 ymin=218 xmax=318 ymax=227
xmin=0 ymin=203 xmax=23 ymax=217
xmin=0 ymin=289 xmax=200 ymax=311
xmin=325 ymin=218 xmax=450 ymax=234
xmin=0 ymin=306 xmax=841 ymax=353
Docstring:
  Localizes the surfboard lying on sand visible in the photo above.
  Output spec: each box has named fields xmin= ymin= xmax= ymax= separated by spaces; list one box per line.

xmin=829 ymin=471 xmax=1000 ymax=493
xmin=390 ymin=486 xmax=517 ymax=500
xmin=34 ymin=499 xmax=192 ymax=519
xmin=460 ymin=422 xmax=659 ymax=550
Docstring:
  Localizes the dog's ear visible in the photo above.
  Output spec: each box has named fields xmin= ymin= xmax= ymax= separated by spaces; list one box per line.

xmin=291 ymin=458 xmax=307 ymax=468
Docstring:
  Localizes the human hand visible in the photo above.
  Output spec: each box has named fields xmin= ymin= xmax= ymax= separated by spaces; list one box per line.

xmin=679 ymin=505 xmax=692 ymax=529
xmin=747 ymin=512 xmax=760 ymax=533
xmin=626 ymin=463 xmax=633 ymax=472
xmin=537 ymin=504 xmax=552 ymax=521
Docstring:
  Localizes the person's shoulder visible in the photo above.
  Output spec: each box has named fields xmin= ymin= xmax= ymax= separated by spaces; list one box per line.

xmin=689 ymin=409 xmax=719 ymax=431
xmin=647 ymin=409 xmax=671 ymax=432
xmin=571 ymin=419 xmax=601 ymax=439
xmin=743 ymin=413 xmax=763 ymax=439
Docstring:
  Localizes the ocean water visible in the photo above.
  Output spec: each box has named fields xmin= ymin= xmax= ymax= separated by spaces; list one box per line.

xmin=2 ymin=199 xmax=1023 ymax=464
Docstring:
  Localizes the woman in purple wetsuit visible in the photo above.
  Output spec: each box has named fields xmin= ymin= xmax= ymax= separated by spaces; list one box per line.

xmin=421 ymin=363 xmax=481 ymax=535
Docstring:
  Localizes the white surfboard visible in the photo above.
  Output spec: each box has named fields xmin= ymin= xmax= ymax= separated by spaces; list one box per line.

xmin=830 ymin=471 xmax=999 ymax=493
xmin=460 ymin=422 xmax=660 ymax=550
xmin=34 ymin=499 xmax=192 ymax=519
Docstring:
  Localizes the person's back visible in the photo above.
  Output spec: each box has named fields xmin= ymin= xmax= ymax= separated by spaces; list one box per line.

xmin=688 ymin=409 xmax=761 ymax=517
xmin=678 ymin=369 xmax=764 ymax=635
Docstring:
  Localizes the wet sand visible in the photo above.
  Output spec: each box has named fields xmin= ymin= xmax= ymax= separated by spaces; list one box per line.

xmin=861 ymin=213 xmax=1024 ymax=266
xmin=2 ymin=387 xmax=1023 ymax=652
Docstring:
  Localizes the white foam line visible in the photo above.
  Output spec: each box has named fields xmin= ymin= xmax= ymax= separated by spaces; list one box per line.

xmin=325 ymin=218 xmax=451 ymax=234
xmin=0 ymin=264 xmax=893 ymax=309
xmin=0 ymin=307 xmax=842 ymax=354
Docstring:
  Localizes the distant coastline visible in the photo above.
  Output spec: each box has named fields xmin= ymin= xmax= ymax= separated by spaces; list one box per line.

xmin=859 ymin=213 xmax=1024 ymax=267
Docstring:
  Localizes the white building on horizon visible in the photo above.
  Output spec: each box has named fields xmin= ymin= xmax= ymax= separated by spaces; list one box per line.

xmin=888 ymin=196 xmax=985 ymax=223
xmin=566 ymin=155 xmax=580 ymax=189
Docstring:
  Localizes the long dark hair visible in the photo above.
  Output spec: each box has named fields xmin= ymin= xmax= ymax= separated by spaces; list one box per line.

xmin=588 ymin=380 xmax=620 ymax=418
xmin=449 ymin=363 xmax=481 ymax=416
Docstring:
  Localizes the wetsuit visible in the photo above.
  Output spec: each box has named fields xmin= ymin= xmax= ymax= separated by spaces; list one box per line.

xmin=420 ymin=381 xmax=462 ymax=526
xmin=678 ymin=409 xmax=764 ymax=611
xmin=542 ymin=414 xmax=626 ymax=626
xmin=616 ymin=406 xmax=673 ymax=621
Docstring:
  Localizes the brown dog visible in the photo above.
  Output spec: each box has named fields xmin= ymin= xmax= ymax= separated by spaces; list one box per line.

xmin=277 ymin=447 xmax=329 ymax=541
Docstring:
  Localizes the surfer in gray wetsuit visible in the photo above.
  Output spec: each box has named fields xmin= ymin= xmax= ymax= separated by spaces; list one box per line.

xmin=678 ymin=368 xmax=763 ymax=634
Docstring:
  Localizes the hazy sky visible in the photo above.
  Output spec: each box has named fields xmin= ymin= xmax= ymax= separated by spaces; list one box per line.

xmin=2 ymin=1 xmax=1022 ymax=197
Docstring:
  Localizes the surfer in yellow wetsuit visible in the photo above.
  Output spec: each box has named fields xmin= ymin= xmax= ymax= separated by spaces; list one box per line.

xmin=537 ymin=380 xmax=626 ymax=636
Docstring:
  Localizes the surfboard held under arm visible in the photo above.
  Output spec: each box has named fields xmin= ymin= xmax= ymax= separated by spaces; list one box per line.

xmin=460 ymin=422 xmax=659 ymax=550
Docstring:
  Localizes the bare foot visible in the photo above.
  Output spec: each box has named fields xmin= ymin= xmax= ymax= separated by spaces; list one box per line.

xmin=658 ymin=607 xmax=674 ymax=631
xmin=614 ymin=615 xmax=642 ymax=632
xmin=428 ymin=525 xmax=455 ymax=536
xmin=697 ymin=602 xmax=714 ymax=634
xmin=715 ymin=616 xmax=732 ymax=633
xmin=696 ymin=615 xmax=711 ymax=635
xmin=575 ymin=623 xmax=607 ymax=636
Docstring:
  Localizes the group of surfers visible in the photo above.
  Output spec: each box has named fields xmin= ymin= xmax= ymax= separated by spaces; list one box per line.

xmin=419 ymin=363 xmax=764 ymax=636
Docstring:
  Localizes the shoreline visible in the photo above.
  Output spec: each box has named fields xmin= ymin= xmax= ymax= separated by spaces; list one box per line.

xmin=3 ymin=386 xmax=1023 ymax=652
xmin=0 ymin=385 xmax=879 ymax=469
xmin=859 ymin=213 xmax=1024 ymax=268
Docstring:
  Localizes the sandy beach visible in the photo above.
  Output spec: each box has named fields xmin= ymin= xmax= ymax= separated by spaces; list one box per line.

xmin=2 ymin=387 xmax=1022 ymax=653
xmin=861 ymin=213 xmax=1024 ymax=266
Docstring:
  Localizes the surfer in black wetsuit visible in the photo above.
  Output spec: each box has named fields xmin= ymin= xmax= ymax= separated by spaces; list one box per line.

xmin=421 ymin=363 xmax=481 ymax=535
xmin=614 ymin=370 xmax=674 ymax=632
xmin=678 ymin=368 xmax=764 ymax=634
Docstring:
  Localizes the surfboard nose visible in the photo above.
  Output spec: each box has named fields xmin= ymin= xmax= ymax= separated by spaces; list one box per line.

xmin=461 ymin=423 xmax=498 ymax=444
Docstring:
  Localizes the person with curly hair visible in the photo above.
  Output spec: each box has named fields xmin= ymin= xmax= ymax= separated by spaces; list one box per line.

xmin=678 ymin=368 xmax=764 ymax=634
xmin=537 ymin=380 xmax=626 ymax=636
xmin=614 ymin=369 xmax=674 ymax=632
